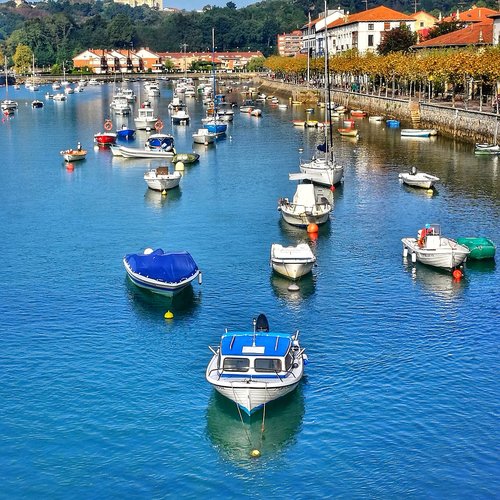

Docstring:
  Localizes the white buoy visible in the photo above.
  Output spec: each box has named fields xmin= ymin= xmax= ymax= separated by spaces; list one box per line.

xmin=175 ymin=161 xmax=185 ymax=171
xmin=288 ymin=283 xmax=300 ymax=292
xmin=411 ymin=252 xmax=417 ymax=263
xmin=198 ymin=272 xmax=202 ymax=285
xmin=403 ymin=247 xmax=408 ymax=258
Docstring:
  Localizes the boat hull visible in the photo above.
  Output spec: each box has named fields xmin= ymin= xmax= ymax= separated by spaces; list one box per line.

xmin=118 ymin=146 xmax=174 ymax=159
xmin=61 ymin=150 xmax=87 ymax=162
xmin=271 ymin=260 xmax=314 ymax=279
xmin=144 ymin=170 xmax=181 ymax=191
xmin=280 ymin=208 xmax=330 ymax=227
xmin=299 ymin=160 xmax=344 ymax=186
xmin=402 ymin=237 xmax=470 ymax=269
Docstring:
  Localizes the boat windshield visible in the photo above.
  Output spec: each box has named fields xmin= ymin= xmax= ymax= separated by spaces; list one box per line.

xmin=255 ymin=358 xmax=282 ymax=372
xmin=223 ymin=357 xmax=249 ymax=372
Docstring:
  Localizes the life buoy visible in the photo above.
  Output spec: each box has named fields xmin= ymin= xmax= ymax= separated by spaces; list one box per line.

xmin=418 ymin=228 xmax=427 ymax=247
xmin=155 ymin=119 xmax=163 ymax=132
xmin=104 ymin=119 xmax=113 ymax=131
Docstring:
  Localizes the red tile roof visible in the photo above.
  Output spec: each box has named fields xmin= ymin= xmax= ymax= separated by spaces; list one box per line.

xmin=442 ymin=6 xmax=497 ymax=23
xmin=414 ymin=21 xmax=493 ymax=48
xmin=326 ymin=5 xmax=415 ymax=29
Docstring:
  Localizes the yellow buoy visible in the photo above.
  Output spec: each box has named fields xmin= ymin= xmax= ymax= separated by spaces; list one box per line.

xmin=426 ymin=189 xmax=434 ymax=195
xmin=162 ymin=189 xmax=167 ymax=196
xmin=175 ymin=161 xmax=185 ymax=171
xmin=250 ymin=449 xmax=261 ymax=458
xmin=164 ymin=310 xmax=174 ymax=319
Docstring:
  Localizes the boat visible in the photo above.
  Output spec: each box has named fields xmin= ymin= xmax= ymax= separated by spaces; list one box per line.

xmin=474 ymin=143 xmax=500 ymax=155
xmin=134 ymin=107 xmax=158 ymax=130
xmin=145 ymin=133 xmax=175 ymax=153
xmin=270 ymin=243 xmax=316 ymax=280
xmin=53 ymin=93 xmax=66 ymax=101
xmin=1 ymin=100 xmax=18 ymax=112
xmin=123 ymin=248 xmax=201 ymax=296
xmin=250 ymin=108 xmax=262 ymax=117
xmin=399 ymin=167 xmax=439 ymax=189
xmin=110 ymin=96 xmax=131 ymax=115
xmin=369 ymin=115 xmax=384 ymax=122
xmin=118 ymin=145 xmax=175 ymax=159
xmin=338 ymin=127 xmax=359 ymax=137
xmin=278 ymin=183 xmax=332 ymax=228
xmin=456 ymin=237 xmax=496 ymax=260
xmin=94 ymin=120 xmax=117 ymax=146
xmin=116 ymin=125 xmax=136 ymax=140
xmin=351 ymin=109 xmax=367 ymax=117
xmin=401 ymin=128 xmax=437 ymax=137
xmin=386 ymin=119 xmax=400 ymax=128
xmin=402 ymin=224 xmax=470 ymax=270
xmin=168 ymin=96 xmax=186 ymax=112
xmin=171 ymin=109 xmax=190 ymax=125
xmin=206 ymin=313 xmax=307 ymax=415
xmin=292 ymin=120 xmax=306 ymax=127
xmin=60 ymin=144 xmax=87 ymax=162
xmin=192 ymin=128 xmax=216 ymax=145
xmin=144 ymin=166 xmax=182 ymax=191
xmin=31 ymin=100 xmax=44 ymax=108
xmin=171 ymin=152 xmax=200 ymax=164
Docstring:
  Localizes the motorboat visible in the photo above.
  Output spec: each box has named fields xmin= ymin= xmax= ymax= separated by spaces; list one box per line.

xmin=474 ymin=143 xmax=500 ymax=155
xmin=399 ymin=167 xmax=439 ymax=189
xmin=401 ymin=128 xmax=437 ymax=137
xmin=192 ymin=128 xmax=216 ymax=145
xmin=351 ymin=109 xmax=367 ymax=117
xmin=278 ymin=183 xmax=332 ymax=228
xmin=168 ymin=96 xmax=186 ymax=112
xmin=94 ymin=132 xmax=116 ymax=146
xmin=144 ymin=166 xmax=181 ymax=191
xmin=116 ymin=125 xmax=135 ymax=140
xmin=456 ymin=237 xmax=496 ymax=260
xmin=369 ymin=115 xmax=384 ymax=122
xmin=203 ymin=119 xmax=227 ymax=136
xmin=338 ymin=127 xmax=359 ymax=137
xmin=110 ymin=96 xmax=131 ymax=115
xmin=386 ymin=119 xmax=400 ymax=128
xmin=171 ymin=152 xmax=200 ymax=164
xmin=123 ymin=248 xmax=201 ymax=296
xmin=53 ymin=93 xmax=66 ymax=101
xmin=60 ymin=146 xmax=87 ymax=162
xmin=270 ymin=243 xmax=316 ymax=280
xmin=402 ymin=224 xmax=470 ymax=270
xmin=145 ymin=133 xmax=175 ymax=152
xmin=134 ymin=107 xmax=158 ymax=130
xmin=1 ymin=99 xmax=18 ymax=112
xmin=206 ymin=313 xmax=307 ymax=415
xmin=171 ymin=109 xmax=190 ymax=125
xmin=118 ymin=145 xmax=175 ymax=159
xmin=32 ymin=100 xmax=44 ymax=108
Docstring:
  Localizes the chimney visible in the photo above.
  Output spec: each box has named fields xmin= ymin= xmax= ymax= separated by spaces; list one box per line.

xmin=478 ymin=27 xmax=483 ymax=43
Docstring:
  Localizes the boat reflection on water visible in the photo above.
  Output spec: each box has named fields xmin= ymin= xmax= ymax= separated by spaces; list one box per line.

xmin=270 ymin=273 xmax=316 ymax=304
xmin=144 ymin=186 xmax=182 ymax=209
xmin=205 ymin=386 xmax=305 ymax=464
xmin=403 ymin=261 xmax=466 ymax=301
xmin=464 ymin=258 xmax=496 ymax=273
xmin=124 ymin=276 xmax=200 ymax=318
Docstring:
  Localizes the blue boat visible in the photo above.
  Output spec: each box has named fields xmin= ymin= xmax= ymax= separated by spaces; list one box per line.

xmin=116 ymin=125 xmax=136 ymax=140
xmin=203 ymin=120 xmax=227 ymax=136
xmin=123 ymin=248 xmax=201 ymax=296
xmin=386 ymin=119 xmax=400 ymax=128
xmin=206 ymin=314 xmax=308 ymax=415
xmin=145 ymin=133 xmax=175 ymax=152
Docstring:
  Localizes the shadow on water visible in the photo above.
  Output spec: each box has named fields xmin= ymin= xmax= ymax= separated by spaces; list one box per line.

xmin=270 ymin=272 xmax=316 ymax=304
xmin=464 ymin=257 xmax=496 ymax=273
xmin=205 ymin=387 xmax=305 ymax=465
xmin=144 ymin=186 xmax=182 ymax=209
xmin=124 ymin=276 xmax=200 ymax=318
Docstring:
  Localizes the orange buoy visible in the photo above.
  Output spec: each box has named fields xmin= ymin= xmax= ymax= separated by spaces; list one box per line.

xmin=307 ymin=223 xmax=319 ymax=234
xmin=308 ymin=231 xmax=318 ymax=241
xmin=452 ymin=269 xmax=463 ymax=280
xmin=330 ymin=185 xmax=336 ymax=192
xmin=66 ymin=163 xmax=74 ymax=171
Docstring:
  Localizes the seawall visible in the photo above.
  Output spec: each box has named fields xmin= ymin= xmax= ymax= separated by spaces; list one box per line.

xmin=254 ymin=77 xmax=500 ymax=145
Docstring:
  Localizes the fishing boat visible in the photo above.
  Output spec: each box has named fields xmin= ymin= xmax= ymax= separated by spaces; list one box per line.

xmin=206 ymin=313 xmax=307 ymax=415
xmin=94 ymin=120 xmax=117 ymax=146
xmin=278 ymin=183 xmax=332 ymax=228
xmin=192 ymin=128 xmax=216 ymax=145
xmin=402 ymin=224 xmax=470 ymax=270
xmin=171 ymin=109 xmax=190 ymax=125
xmin=270 ymin=243 xmax=316 ymax=280
xmin=171 ymin=152 xmax=200 ymax=164
xmin=116 ymin=125 xmax=136 ymax=140
xmin=474 ymin=143 xmax=500 ymax=155
xmin=144 ymin=166 xmax=182 ymax=191
xmin=60 ymin=146 xmax=87 ymax=162
xmin=456 ymin=237 xmax=496 ymax=260
xmin=401 ymin=128 xmax=438 ymax=138
xmin=399 ymin=167 xmax=439 ymax=189
xmin=123 ymin=248 xmax=201 ymax=296
xmin=134 ymin=107 xmax=158 ymax=130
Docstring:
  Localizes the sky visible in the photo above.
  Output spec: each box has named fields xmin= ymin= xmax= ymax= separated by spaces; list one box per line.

xmin=165 ymin=0 xmax=257 ymax=11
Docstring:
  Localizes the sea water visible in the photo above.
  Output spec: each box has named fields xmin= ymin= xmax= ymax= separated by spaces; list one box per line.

xmin=0 ymin=81 xmax=498 ymax=498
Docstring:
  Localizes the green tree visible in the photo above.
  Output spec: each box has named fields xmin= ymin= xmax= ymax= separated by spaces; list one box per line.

xmin=246 ymin=56 xmax=265 ymax=71
xmin=426 ymin=20 xmax=466 ymax=41
xmin=13 ymin=43 xmax=32 ymax=74
xmin=377 ymin=25 xmax=417 ymax=55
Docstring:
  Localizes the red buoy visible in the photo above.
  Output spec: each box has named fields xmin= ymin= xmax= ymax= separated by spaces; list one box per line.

xmin=307 ymin=223 xmax=319 ymax=234
xmin=308 ymin=231 xmax=318 ymax=241
xmin=66 ymin=163 xmax=74 ymax=171
xmin=330 ymin=185 xmax=336 ymax=192
xmin=452 ymin=269 xmax=463 ymax=280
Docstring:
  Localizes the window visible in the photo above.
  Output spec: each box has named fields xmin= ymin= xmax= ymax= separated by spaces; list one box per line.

xmin=384 ymin=22 xmax=390 ymax=31
xmin=223 ymin=357 xmax=249 ymax=371
xmin=368 ymin=34 xmax=374 ymax=47
xmin=368 ymin=23 xmax=374 ymax=30
xmin=420 ymin=21 xmax=424 ymax=28
xmin=255 ymin=358 xmax=282 ymax=372
xmin=285 ymin=353 xmax=293 ymax=370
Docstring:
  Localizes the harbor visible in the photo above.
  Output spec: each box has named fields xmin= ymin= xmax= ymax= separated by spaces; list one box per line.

xmin=0 ymin=78 xmax=498 ymax=497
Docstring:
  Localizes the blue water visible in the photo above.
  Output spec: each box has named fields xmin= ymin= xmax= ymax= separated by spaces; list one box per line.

xmin=0 ymin=81 xmax=498 ymax=498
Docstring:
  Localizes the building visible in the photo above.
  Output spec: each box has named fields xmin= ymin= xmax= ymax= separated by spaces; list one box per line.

xmin=442 ymin=6 xmax=497 ymax=24
xmin=114 ymin=0 xmax=161 ymax=8
xmin=319 ymin=5 xmax=416 ymax=55
xmin=491 ymin=12 xmax=500 ymax=46
xmin=301 ymin=8 xmax=345 ymax=57
xmin=413 ymin=11 xmax=438 ymax=41
xmin=277 ymin=31 xmax=302 ymax=57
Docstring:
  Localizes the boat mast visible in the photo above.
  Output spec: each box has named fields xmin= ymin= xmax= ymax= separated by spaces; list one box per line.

xmin=211 ymin=27 xmax=216 ymax=115
xmin=324 ymin=0 xmax=334 ymax=164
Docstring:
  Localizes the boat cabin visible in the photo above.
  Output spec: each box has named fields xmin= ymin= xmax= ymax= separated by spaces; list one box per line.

xmin=217 ymin=332 xmax=298 ymax=377
xmin=418 ymin=224 xmax=441 ymax=248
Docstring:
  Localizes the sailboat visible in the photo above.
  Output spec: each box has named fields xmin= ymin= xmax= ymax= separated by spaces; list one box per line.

xmin=1 ymin=56 xmax=18 ymax=114
xmin=294 ymin=2 xmax=343 ymax=187
xmin=203 ymin=28 xmax=227 ymax=137
xmin=26 ymin=54 xmax=40 ymax=91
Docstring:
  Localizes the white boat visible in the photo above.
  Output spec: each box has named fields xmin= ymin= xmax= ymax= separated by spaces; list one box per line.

xmin=402 ymin=224 xmax=470 ymax=270
xmin=134 ymin=107 xmax=158 ymax=130
xmin=118 ymin=145 xmax=175 ymax=159
xmin=60 ymin=147 xmax=87 ymax=162
xmin=1 ymin=99 xmax=18 ymax=111
xmin=399 ymin=167 xmax=439 ymax=189
xmin=474 ymin=143 xmax=500 ymax=155
xmin=401 ymin=128 xmax=437 ymax=137
xmin=192 ymin=128 xmax=216 ymax=145
xmin=110 ymin=96 xmax=131 ymax=115
xmin=145 ymin=81 xmax=160 ymax=97
xmin=168 ymin=96 xmax=186 ymax=112
xmin=206 ymin=314 xmax=307 ymax=415
xmin=53 ymin=93 xmax=66 ymax=101
xmin=270 ymin=243 xmax=316 ymax=279
xmin=278 ymin=183 xmax=332 ymax=227
xmin=171 ymin=109 xmax=190 ymax=125
xmin=369 ymin=115 xmax=384 ymax=122
xmin=144 ymin=166 xmax=181 ymax=191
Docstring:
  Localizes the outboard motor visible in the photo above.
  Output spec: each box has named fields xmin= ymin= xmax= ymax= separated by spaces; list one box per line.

xmin=255 ymin=313 xmax=270 ymax=332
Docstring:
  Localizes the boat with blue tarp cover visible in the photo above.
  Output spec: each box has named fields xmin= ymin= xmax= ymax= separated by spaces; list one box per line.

xmin=206 ymin=314 xmax=307 ymax=415
xmin=123 ymin=248 xmax=201 ymax=296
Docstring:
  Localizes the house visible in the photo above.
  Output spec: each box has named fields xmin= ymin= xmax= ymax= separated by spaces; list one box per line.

xmin=490 ymin=12 xmax=500 ymax=45
xmin=301 ymin=8 xmax=345 ymax=57
xmin=413 ymin=11 xmax=438 ymax=41
xmin=277 ymin=31 xmax=303 ymax=57
xmin=442 ymin=6 xmax=497 ymax=24
xmin=319 ymin=5 xmax=416 ymax=55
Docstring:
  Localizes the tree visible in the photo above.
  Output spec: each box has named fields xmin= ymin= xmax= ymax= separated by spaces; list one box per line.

xmin=377 ymin=25 xmax=417 ymax=55
xmin=226 ymin=2 xmax=236 ymax=9
xmin=426 ymin=21 xmax=466 ymax=41
xmin=246 ymin=56 xmax=265 ymax=71
xmin=13 ymin=44 xmax=32 ymax=74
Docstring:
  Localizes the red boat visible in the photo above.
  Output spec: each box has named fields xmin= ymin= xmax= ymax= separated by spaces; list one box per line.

xmin=94 ymin=119 xmax=117 ymax=146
